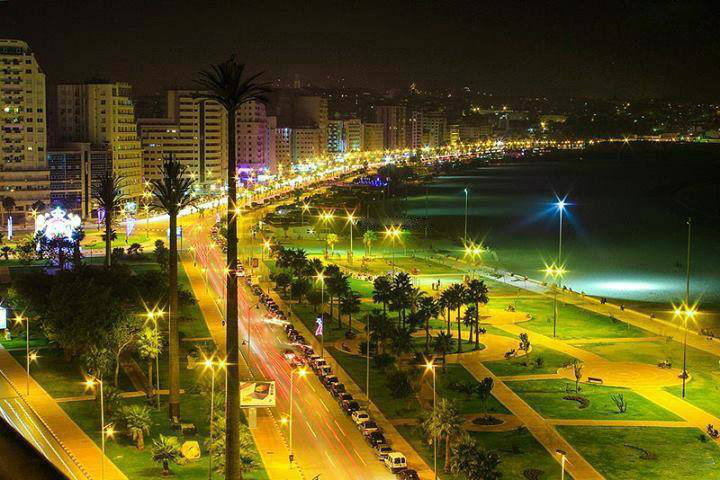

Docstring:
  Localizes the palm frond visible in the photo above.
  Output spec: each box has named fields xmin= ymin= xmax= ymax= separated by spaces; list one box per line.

xmin=149 ymin=154 xmax=196 ymax=216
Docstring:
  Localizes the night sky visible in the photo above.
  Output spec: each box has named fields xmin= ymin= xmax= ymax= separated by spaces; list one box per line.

xmin=2 ymin=0 xmax=719 ymax=99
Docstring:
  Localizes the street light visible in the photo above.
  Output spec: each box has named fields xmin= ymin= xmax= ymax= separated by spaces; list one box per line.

xmin=425 ymin=361 xmax=437 ymax=480
xmin=85 ymin=377 xmax=113 ymax=480
xmin=320 ymin=211 xmax=334 ymax=258
xmin=202 ymin=355 xmax=226 ymax=479
xmin=288 ymin=367 xmax=307 ymax=463
xmin=384 ymin=225 xmax=401 ymax=274
xmin=555 ymin=197 xmax=567 ymax=267
xmin=346 ymin=212 xmax=357 ymax=265
xmin=463 ymin=187 xmax=469 ymax=243
xmin=301 ymin=203 xmax=310 ymax=226
xmin=146 ymin=309 xmax=163 ymax=409
xmin=674 ymin=303 xmax=697 ymax=398
xmin=14 ymin=314 xmax=32 ymax=396
xmin=544 ymin=264 xmax=566 ymax=337
xmin=556 ymin=449 xmax=567 ymax=480
xmin=315 ymin=271 xmax=325 ymax=355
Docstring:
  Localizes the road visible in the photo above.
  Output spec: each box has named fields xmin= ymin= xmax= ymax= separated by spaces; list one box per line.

xmin=184 ymin=208 xmax=395 ymax=480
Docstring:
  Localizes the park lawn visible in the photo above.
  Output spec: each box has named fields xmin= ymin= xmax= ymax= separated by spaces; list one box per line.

xmin=506 ymin=379 xmax=681 ymax=421
xmin=396 ymin=424 xmax=566 ymax=480
xmin=557 ymin=426 xmax=720 ymax=480
xmin=11 ymin=348 xmax=134 ymax=398
xmin=177 ymin=262 xmax=211 ymax=339
xmin=61 ymin=394 xmax=268 ymax=480
xmin=347 ymin=276 xmax=374 ymax=298
xmin=291 ymin=303 xmax=348 ymax=344
xmin=0 ymin=335 xmax=49 ymax=350
xmin=434 ymin=364 xmax=509 ymax=415
xmin=329 ymin=347 xmax=421 ymax=420
xmin=515 ymin=297 xmax=650 ymax=339
xmin=483 ymin=344 xmax=577 ymax=376
xmin=584 ymin=340 xmax=720 ymax=418
xmin=412 ymin=335 xmax=479 ymax=355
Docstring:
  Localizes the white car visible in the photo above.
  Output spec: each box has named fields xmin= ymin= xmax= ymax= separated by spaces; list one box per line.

xmin=351 ymin=410 xmax=369 ymax=425
xmin=384 ymin=452 xmax=407 ymax=473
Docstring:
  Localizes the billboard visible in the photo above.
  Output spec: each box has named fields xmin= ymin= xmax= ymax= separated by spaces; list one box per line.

xmin=240 ymin=381 xmax=276 ymax=407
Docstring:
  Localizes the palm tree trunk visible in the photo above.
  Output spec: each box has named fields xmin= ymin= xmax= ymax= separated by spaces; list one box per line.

xmin=444 ymin=432 xmax=451 ymax=472
xmin=475 ymin=301 xmax=480 ymax=349
xmin=168 ymin=213 xmax=180 ymax=420
xmin=348 ymin=312 xmax=352 ymax=333
xmin=225 ymin=107 xmax=242 ymax=480
xmin=425 ymin=318 xmax=430 ymax=353
xmin=457 ymin=306 xmax=462 ymax=353
xmin=446 ymin=307 xmax=451 ymax=334
xmin=104 ymin=211 xmax=112 ymax=269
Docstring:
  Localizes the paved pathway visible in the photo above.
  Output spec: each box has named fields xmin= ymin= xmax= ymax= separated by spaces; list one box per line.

xmin=635 ymin=388 xmax=720 ymax=443
xmin=545 ymin=418 xmax=690 ymax=428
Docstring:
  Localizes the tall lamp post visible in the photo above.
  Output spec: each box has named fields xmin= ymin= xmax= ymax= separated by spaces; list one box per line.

xmin=287 ymin=367 xmax=307 ymax=462
xmin=556 ymin=198 xmax=566 ymax=266
xmin=424 ymin=362 xmax=437 ymax=480
xmin=346 ymin=212 xmax=357 ymax=265
xmin=384 ymin=226 xmax=400 ymax=274
xmin=301 ymin=203 xmax=310 ymax=227
xmin=674 ymin=304 xmax=696 ymax=398
xmin=85 ymin=377 xmax=114 ymax=480
xmin=320 ymin=211 xmax=334 ymax=258
xmin=203 ymin=356 xmax=226 ymax=479
xmin=14 ymin=314 xmax=35 ymax=396
xmin=146 ymin=309 xmax=163 ymax=409
xmin=316 ymin=272 xmax=325 ymax=356
xmin=544 ymin=265 xmax=565 ymax=338
xmin=463 ymin=187 xmax=469 ymax=243
xmin=556 ymin=449 xmax=568 ymax=480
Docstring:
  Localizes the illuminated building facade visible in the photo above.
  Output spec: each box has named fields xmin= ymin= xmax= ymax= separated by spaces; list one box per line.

xmin=373 ymin=104 xmax=406 ymax=150
xmin=362 ymin=122 xmax=384 ymax=152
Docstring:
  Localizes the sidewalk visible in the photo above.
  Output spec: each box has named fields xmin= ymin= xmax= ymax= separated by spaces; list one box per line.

xmin=0 ymin=348 xmax=126 ymax=480
xmin=181 ymin=252 xmax=303 ymax=480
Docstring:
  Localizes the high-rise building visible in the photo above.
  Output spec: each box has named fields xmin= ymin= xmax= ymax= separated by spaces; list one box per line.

xmin=373 ymin=105 xmax=406 ymax=150
xmin=274 ymin=126 xmax=292 ymax=173
xmin=421 ymin=110 xmax=448 ymax=147
xmin=294 ymin=96 xmax=328 ymax=152
xmin=327 ymin=119 xmax=344 ymax=153
xmin=362 ymin=123 xmax=384 ymax=152
xmin=47 ymin=142 xmax=111 ymax=218
xmin=0 ymin=39 xmax=50 ymax=219
xmin=407 ymin=110 xmax=423 ymax=149
xmin=291 ymin=127 xmax=322 ymax=164
xmin=236 ymin=100 xmax=273 ymax=175
xmin=57 ymin=82 xmax=143 ymax=198
xmin=343 ymin=119 xmax=363 ymax=152
xmin=136 ymin=118 xmax=180 ymax=182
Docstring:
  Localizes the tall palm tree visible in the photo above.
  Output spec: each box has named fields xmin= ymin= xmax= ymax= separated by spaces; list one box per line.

xmin=465 ymin=279 xmax=489 ymax=350
xmin=195 ymin=57 xmax=269 ymax=480
xmin=438 ymin=288 xmax=453 ymax=335
xmin=149 ymin=156 xmax=195 ymax=420
xmin=418 ymin=295 xmax=439 ymax=352
xmin=422 ymin=398 xmax=464 ymax=472
xmin=1 ymin=196 xmax=15 ymax=228
xmin=93 ymin=173 xmax=126 ymax=269
xmin=363 ymin=229 xmax=377 ymax=257
xmin=339 ymin=289 xmax=361 ymax=333
xmin=446 ymin=283 xmax=467 ymax=353
xmin=372 ymin=275 xmax=393 ymax=314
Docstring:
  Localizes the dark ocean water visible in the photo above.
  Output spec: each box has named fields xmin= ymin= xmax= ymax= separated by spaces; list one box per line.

xmin=408 ymin=143 xmax=720 ymax=307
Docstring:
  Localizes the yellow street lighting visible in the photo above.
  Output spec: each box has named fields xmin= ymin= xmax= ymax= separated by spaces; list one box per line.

xmin=263 ymin=239 xmax=271 ymax=250
xmin=673 ymin=301 xmax=699 ymax=399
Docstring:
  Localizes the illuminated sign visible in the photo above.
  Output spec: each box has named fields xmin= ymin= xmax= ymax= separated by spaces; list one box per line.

xmin=35 ymin=207 xmax=81 ymax=240
xmin=0 ymin=307 xmax=6 ymax=330
xmin=240 ymin=381 xmax=276 ymax=407
xmin=315 ymin=315 xmax=323 ymax=336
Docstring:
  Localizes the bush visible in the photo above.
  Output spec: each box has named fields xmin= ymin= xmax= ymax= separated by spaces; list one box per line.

xmin=384 ymin=368 xmax=419 ymax=399
xmin=533 ymin=356 xmax=545 ymax=369
xmin=611 ymin=393 xmax=627 ymax=413
xmin=373 ymin=353 xmax=395 ymax=371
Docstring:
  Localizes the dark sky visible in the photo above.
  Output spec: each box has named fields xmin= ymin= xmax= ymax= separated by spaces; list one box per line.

xmin=2 ymin=0 xmax=719 ymax=99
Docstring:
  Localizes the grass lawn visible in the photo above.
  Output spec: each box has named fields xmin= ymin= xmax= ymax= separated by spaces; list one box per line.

xmin=506 ymin=379 xmax=681 ymax=421
xmin=61 ymin=394 xmax=268 ymax=480
xmin=329 ymin=347 xmax=421 ymax=419
xmin=0 ymin=335 xmax=49 ymax=350
xmin=584 ymin=340 xmax=720 ymax=418
xmin=515 ymin=297 xmax=650 ymax=339
xmin=557 ymin=426 xmax=720 ymax=480
xmin=483 ymin=344 xmax=577 ymax=376
xmin=396 ymin=424 xmax=565 ymax=479
xmin=412 ymin=335 xmax=479 ymax=354
xmin=433 ymin=364 xmax=509 ymax=415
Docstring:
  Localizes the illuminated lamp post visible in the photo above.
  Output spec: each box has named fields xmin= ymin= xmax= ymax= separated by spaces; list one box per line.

xmin=203 ymin=356 xmax=226 ymax=479
xmin=346 ymin=212 xmax=357 ymax=265
xmin=463 ymin=187 xmax=469 ymax=243
xmin=85 ymin=377 xmax=114 ymax=480
xmin=674 ymin=304 xmax=696 ymax=398
xmin=315 ymin=271 xmax=325 ymax=356
xmin=288 ymin=367 xmax=307 ymax=462
xmin=424 ymin=362 xmax=437 ymax=480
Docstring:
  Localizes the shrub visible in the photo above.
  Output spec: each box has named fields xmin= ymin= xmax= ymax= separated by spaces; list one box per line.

xmin=533 ymin=356 xmax=545 ymax=369
xmin=373 ymin=353 xmax=395 ymax=371
xmin=611 ymin=393 xmax=627 ymax=413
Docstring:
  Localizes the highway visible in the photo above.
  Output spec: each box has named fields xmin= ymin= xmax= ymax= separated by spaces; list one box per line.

xmin=185 ymin=206 xmax=396 ymax=480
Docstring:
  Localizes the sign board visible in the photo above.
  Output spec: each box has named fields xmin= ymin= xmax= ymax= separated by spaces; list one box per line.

xmin=315 ymin=315 xmax=323 ymax=336
xmin=240 ymin=381 xmax=276 ymax=407
xmin=0 ymin=307 xmax=6 ymax=330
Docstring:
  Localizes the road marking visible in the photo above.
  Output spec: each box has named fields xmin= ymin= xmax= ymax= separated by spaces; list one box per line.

xmin=325 ymin=450 xmax=336 ymax=468
xmin=319 ymin=398 xmax=330 ymax=413
xmin=334 ymin=420 xmax=346 ymax=436
xmin=353 ymin=447 xmax=367 ymax=466
xmin=305 ymin=420 xmax=317 ymax=438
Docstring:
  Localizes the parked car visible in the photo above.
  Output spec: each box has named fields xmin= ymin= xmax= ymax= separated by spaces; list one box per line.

xmin=337 ymin=392 xmax=353 ymax=404
xmin=397 ymin=469 xmax=419 ymax=480
xmin=322 ymin=375 xmax=339 ymax=389
xmin=310 ymin=357 xmax=327 ymax=372
xmin=384 ymin=452 xmax=407 ymax=473
xmin=361 ymin=420 xmax=380 ymax=435
xmin=343 ymin=400 xmax=360 ymax=415
xmin=294 ymin=335 xmax=306 ymax=345
xmin=330 ymin=383 xmax=346 ymax=397
xmin=376 ymin=444 xmax=393 ymax=461
xmin=367 ymin=432 xmax=387 ymax=448
xmin=290 ymin=356 xmax=305 ymax=368
xmin=299 ymin=345 xmax=314 ymax=357
xmin=283 ymin=349 xmax=295 ymax=361
xmin=317 ymin=365 xmax=332 ymax=379
xmin=351 ymin=410 xmax=369 ymax=425
xmin=283 ymin=323 xmax=295 ymax=334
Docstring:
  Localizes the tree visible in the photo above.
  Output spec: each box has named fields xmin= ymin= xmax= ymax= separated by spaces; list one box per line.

xmin=389 ymin=326 xmax=414 ymax=357
xmin=108 ymin=316 xmax=142 ymax=387
xmin=573 ymin=360 xmax=584 ymax=393
xmin=1 ymin=196 xmax=16 ymax=228
xmin=518 ymin=332 xmax=531 ymax=363
xmin=433 ymin=331 xmax=453 ymax=371
xmin=137 ymin=327 xmax=162 ymax=397
xmin=446 ymin=283 xmax=468 ymax=353
xmin=273 ymin=272 xmax=292 ymax=294
xmin=367 ymin=309 xmax=392 ymax=354
xmin=81 ymin=345 xmax=113 ymax=380
xmin=154 ymin=240 xmax=169 ymax=273
xmin=418 ymin=295 xmax=439 ymax=353
xmin=93 ymin=173 xmax=125 ymax=269
xmin=151 ymin=434 xmax=181 ymax=476
xmin=385 ymin=367 xmax=420 ymax=401
xmin=0 ymin=246 xmax=12 ymax=260
xmin=149 ymin=155 xmax=195 ymax=421
xmin=326 ymin=233 xmax=339 ymax=256
xmin=339 ymin=289 xmax=361 ymax=332
xmin=466 ymin=279 xmax=489 ymax=349
xmin=372 ymin=275 xmax=393 ymax=314
xmin=195 ymin=56 xmax=269 ymax=480
xmin=118 ymin=404 xmax=151 ymax=449
xmin=449 ymin=434 xmax=502 ymax=480
xmin=363 ymin=229 xmax=377 ymax=257
xmin=476 ymin=377 xmax=494 ymax=414
xmin=422 ymin=398 xmax=465 ymax=472
xmin=307 ymin=288 xmax=323 ymax=312
xmin=438 ymin=288 xmax=453 ymax=335
xmin=390 ymin=272 xmax=414 ymax=328
xmin=290 ymin=277 xmax=311 ymax=303
xmin=325 ymin=266 xmax=348 ymax=324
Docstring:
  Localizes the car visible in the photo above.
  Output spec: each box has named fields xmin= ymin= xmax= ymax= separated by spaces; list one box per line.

xmin=294 ymin=335 xmax=306 ymax=345
xmin=310 ymin=358 xmax=328 ymax=372
xmin=337 ymin=392 xmax=353 ymax=404
xmin=322 ymin=375 xmax=339 ymax=388
xmin=283 ymin=323 xmax=295 ymax=334
xmin=343 ymin=400 xmax=360 ymax=415
xmin=283 ymin=349 xmax=295 ymax=361
xmin=367 ymin=432 xmax=387 ymax=448
xmin=351 ymin=410 xmax=369 ymax=425
xmin=317 ymin=365 xmax=332 ymax=379
xmin=330 ymin=383 xmax=346 ymax=397
xmin=396 ymin=469 xmax=420 ymax=480
xmin=376 ymin=444 xmax=393 ymax=461
xmin=384 ymin=452 xmax=407 ymax=473
xmin=361 ymin=420 xmax=380 ymax=435
xmin=290 ymin=356 xmax=305 ymax=368
xmin=299 ymin=345 xmax=314 ymax=357
xmin=307 ymin=355 xmax=322 ymax=366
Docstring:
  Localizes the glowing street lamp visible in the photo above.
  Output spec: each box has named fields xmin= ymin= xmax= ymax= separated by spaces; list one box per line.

xmin=346 ymin=212 xmax=357 ymax=265
xmin=555 ymin=197 xmax=567 ymax=266
xmin=674 ymin=303 xmax=697 ymax=398
xmin=544 ymin=264 xmax=566 ymax=337
xmin=145 ymin=309 xmax=163 ymax=408
xmin=463 ymin=187 xmax=469 ymax=242
xmin=315 ymin=271 xmax=325 ymax=355
xmin=288 ymin=367 xmax=307 ymax=463
xmin=85 ymin=377 xmax=113 ymax=480
xmin=424 ymin=361 xmax=437 ymax=480
xmin=202 ymin=355 xmax=226 ymax=479
xmin=384 ymin=226 xmax=401 ymax=273
xmin=301 ymin=203 xmax=310 ymax=226
xmin=14 ymin=314 xmax=33 ymax=396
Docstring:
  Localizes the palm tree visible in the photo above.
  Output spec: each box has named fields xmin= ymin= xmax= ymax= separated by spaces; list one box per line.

xmin=433 ymin=331 xmax=453 ymax=370
xmin=372 ymin=275 xmax=393 ymax=314
xmin=137 ymin=327 xmax=162 ymax=397
xmin=446 ymin=283 xmax=468 ymax=353
xmin=151 ymin=434 xmax=181 ymax=476
xmin=195 ymin=57 xmax=269 ymax=479
xmin=339 ymin=289 xmax=361 ymax=333
xmin=438 ymin=288 xmax=453 ymax=335
xmin=418 ymin=295 xmax=439 ymax=352
xmin=363 ymin=229 xmax=377 ymax=257
xmin=149 ymin=156 xmax=195 ymax=420
xmin=326 ymin=233 xmax=338 ymax=256
xmin=390 ymin=272 xmax=414 ymax=327
xmin=466 ymin=279 xmax=489 ymax=349
xmin=120 ymin=404 xmax=152 ymax=449
xmin=1 ymin=196 xmax=15 ymax=228
xmin=422 ymin=398 xmax=464 ymax=472
xmin=92 ymin=173 xmax=125 ymax=269
xmin=0 ymin=246 xmax=12 ymax=260
xmin=389 ymin=325 xmax=414 ymax=357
